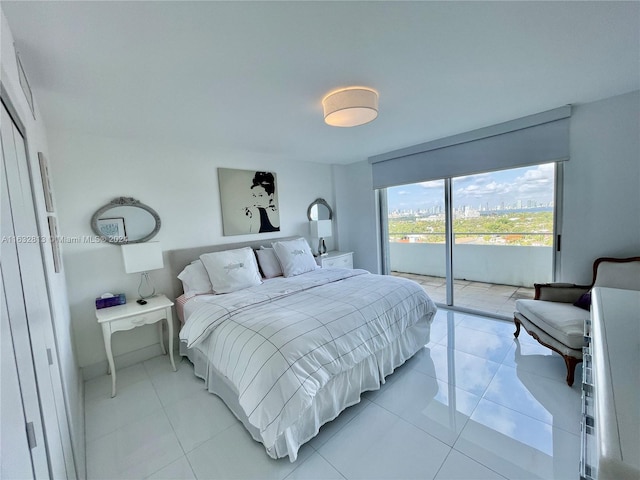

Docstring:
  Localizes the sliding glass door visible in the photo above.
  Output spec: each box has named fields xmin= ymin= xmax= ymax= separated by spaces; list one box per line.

xmin=385 ymin=163 xmax=557 ymax=317
xmin=387 ymin=179 xmax=447 ymax=302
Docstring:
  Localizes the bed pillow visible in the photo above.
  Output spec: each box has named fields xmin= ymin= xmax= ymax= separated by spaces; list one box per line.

xmin=200 ymin=247 xmax=262 ymax=294
xmin=255 ymin=247 xmax=283 ymax=279
xmin=271 ymin=238 xmax=317 ymax=277
xmin=177 ymin=260 xmax=214 ymax=298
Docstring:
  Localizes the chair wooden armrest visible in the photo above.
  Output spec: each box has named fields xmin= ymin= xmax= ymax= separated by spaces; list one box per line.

xmin=533 ymin=283 xmax=591 ymax=302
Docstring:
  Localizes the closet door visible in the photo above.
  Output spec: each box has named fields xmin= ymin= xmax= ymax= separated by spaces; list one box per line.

xmin=1 ymin=99 xmax=75 ymax=478
xmin=0 ymin=276 xmax=39 ymax=479
xmin=1 ymin=103 xmax=49 ymax=478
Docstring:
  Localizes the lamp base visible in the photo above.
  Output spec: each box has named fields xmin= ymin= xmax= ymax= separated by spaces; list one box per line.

xmin=317 ymin=237 xmax=327 ymax=257
xmin=138 ymin=272 xmax=157 ymax=299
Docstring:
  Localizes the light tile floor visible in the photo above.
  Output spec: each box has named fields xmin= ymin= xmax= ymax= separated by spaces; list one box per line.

xmin=85 ymin=309 xmax=582 ymax=480
xmin=391 ymin=273 xmax=536 ymax=318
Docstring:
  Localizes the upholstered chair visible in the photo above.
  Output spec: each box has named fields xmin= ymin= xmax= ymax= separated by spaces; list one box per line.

xmin=513 ymin=257 xmax=640 ymax=386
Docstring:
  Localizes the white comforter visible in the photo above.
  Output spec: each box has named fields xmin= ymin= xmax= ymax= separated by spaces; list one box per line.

xmin=179 ymin=269 xmax=436 ymax=459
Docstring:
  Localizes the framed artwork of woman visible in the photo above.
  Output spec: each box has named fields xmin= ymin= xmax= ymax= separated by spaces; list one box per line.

xmin=218 ymin=168 xmax=281 ymax=235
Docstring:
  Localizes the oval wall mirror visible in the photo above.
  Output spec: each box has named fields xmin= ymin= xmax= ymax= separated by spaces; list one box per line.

xmin=307 ymin=198 xmax=333 ymax=221
xmin=91 ymin=197 xmax=161 ymax=244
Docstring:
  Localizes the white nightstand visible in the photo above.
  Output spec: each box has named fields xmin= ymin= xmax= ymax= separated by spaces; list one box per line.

xmin=315 ymin=251 xmax=354 ymax=269
xmin=95 ymin=294 xmax=176 ymax=397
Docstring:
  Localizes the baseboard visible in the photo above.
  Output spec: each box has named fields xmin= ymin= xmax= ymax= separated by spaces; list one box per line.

xmin=76 ymin=371 xmax=86 ymax=480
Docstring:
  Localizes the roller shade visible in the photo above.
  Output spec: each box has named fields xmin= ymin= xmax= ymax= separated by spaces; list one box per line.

xmin=369 ymin=106 xmax=571 ymax=189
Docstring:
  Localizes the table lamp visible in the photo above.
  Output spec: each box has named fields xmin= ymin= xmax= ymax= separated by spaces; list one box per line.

xmin=121 ymin=242 xmax=164 ymax=300
xmin=310 ymin=220 xmax=332 ymax=256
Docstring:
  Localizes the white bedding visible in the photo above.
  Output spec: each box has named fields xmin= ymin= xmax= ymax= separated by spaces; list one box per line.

xmin=179 ymin=268 xmax=436 ymax=460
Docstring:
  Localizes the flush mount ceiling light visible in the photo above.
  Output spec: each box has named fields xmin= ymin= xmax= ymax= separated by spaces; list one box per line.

xmin=322 ymin=87 xmax=379 ymax=127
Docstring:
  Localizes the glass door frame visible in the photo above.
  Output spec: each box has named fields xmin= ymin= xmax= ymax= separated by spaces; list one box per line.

xmin=444 ymin=178 xmax=454 ymax=306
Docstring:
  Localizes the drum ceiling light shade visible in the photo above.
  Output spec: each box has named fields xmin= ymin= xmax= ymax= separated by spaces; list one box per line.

xmin=322 ymin=87 xmax=379 ymax=127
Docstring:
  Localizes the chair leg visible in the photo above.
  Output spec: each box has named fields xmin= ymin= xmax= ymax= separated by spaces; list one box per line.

xmin=513 ymin=315 xmax=582 ymax=386
xmin=563 ymin=355 xmax=581 ymax=387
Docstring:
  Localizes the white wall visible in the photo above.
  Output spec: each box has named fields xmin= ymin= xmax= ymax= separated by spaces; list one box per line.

xmin=1 ymin=9 xmax=84 ymax=476
xmin=333 ymin=161 xmax=381 ymax=274
xmin=336 ymin=91 xmax=640 ymax=285
xmin=561 ymin=90 xmax=640 ymax=281
xmin=48 ymin=131 xmax=335 ymax=372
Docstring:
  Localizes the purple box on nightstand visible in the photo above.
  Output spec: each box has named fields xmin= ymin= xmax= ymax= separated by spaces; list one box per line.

xmin=95 ymin=294 xmax=126 ymax=309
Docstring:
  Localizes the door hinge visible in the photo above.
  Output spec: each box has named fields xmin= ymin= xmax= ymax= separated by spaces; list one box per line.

xmin=557 ymin=234 xmax=561 ymax=252
xmin=46 ymin=348 xmax=53 ymax=365
xmin=26 ymin=422 xmax=37 ymax=449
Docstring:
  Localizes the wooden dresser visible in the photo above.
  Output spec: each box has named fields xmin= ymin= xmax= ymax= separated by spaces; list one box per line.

xmin=581 ymin=287 xmax=640 ymax=480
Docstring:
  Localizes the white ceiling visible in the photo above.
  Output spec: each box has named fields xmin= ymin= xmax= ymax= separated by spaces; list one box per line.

xmin=3 ymin=1 xmax=639 ymax=165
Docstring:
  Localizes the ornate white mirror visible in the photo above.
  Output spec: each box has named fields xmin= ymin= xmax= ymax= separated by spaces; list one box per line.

xmin=91 ymin=197 xmax=161 ymax=244
xmin=307 ymin=198 xmax=333 ymax=221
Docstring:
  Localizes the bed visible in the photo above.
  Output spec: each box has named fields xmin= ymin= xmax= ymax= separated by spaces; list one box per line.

xmin=167 ymin=237 xmax=436 ymax=461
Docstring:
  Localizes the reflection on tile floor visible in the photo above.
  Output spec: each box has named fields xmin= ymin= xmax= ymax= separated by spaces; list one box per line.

xmin=85 ymin=308 xmax=582 ymax=479
xmin=392 ymin=272 xmax=536 ymax=318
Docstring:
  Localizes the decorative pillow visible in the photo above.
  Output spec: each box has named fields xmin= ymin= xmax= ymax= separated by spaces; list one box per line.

xmin=200 ymin=247 xmax=262 ymax=294
xmin=177 ymin=260 xmax=214 ymax=298
xmin=271 ymin=238 xmax=317 ymax=277
xmin=573 ymin=291 xmax=591 ymax=311
xmin=255 ymin=247 xmax=283 ymax=279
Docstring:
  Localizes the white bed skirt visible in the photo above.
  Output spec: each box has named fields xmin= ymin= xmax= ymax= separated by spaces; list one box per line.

xmin=180 ymin=315 xmax=432 ymax=461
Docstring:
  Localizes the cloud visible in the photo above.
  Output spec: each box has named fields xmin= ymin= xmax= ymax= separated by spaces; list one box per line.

xmin=455 ymin=164 xmax=554 ymax=203
xmin=389 ymin=163 xmax=555 ymax=210
xmin=515 ymin=164 xmax=554 ymax=196
xmin=456 ymin=180 xmax=514 ymax=199
xmin=419 ymin=180 xmax=443 ymax=189
xmin=455 ymin=172 xmax=492 ymax=186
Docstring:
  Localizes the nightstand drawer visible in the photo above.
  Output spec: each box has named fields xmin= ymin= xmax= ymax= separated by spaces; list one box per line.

xmin=109 ymin=308 xmax=166 ymax=333
xmin=322 ymin=253 xmax=353 ymax=269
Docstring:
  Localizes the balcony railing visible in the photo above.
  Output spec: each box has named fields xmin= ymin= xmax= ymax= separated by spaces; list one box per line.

xmin=389 ymin=235 xmax=553 ymax=288
xmin=389 ymin=231 xmax=553 ymax=247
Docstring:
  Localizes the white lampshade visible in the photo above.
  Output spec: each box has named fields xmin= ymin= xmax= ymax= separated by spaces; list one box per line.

xmin=121 ymin=242 xmax=164 ymax=273
xmin=322 ymin=87 xmax=379 ymax=127
xmin=310 ymin=219 xmax=332 ymax=238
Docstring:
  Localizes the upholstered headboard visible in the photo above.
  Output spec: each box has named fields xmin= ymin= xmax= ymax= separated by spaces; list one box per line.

xmin=166 ymin=236 xmax=297 ymax=300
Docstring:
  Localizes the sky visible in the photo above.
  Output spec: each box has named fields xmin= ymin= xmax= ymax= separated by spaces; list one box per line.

xmin=387 ymin=163 xmax=555 ymax=212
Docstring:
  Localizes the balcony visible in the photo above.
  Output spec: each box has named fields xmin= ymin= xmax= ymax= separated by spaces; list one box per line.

xmin=389 ymin=238 xmax=549 ymax=318
xmin=391 ymin=272 xmax=534 ymax=318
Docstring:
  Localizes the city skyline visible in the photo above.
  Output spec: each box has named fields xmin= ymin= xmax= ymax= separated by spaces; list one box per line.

xmin=387 ymin=163 xmax=555 ymax=213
